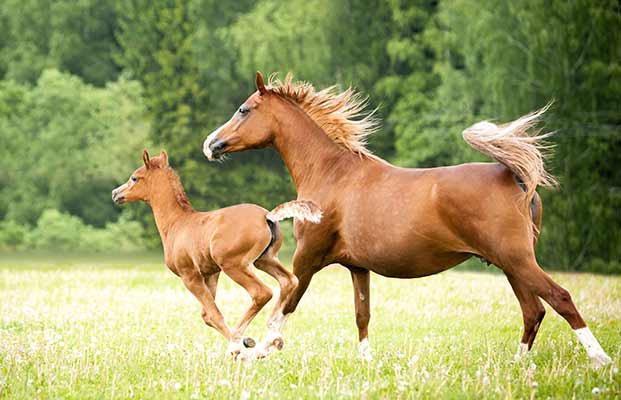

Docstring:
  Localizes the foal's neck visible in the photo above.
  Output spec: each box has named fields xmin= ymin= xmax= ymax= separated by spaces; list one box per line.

xmin=148 ymin=171 xmax=193 ymax=241
xmin=272 ymin=99 xmax=358 ymax=194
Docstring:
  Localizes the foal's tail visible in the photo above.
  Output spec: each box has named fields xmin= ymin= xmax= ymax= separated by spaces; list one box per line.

xmin=462 ymin=103 xmax=558 ymax=201
xmin=267 ymin=200 xmax=323 ymax=223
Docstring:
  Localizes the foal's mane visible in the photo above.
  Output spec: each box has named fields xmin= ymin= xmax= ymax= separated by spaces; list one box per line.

xmin=154 ymin=164 xmax=192 ymax=212
xmin=267 ymin=73 xmax=380 ymax=159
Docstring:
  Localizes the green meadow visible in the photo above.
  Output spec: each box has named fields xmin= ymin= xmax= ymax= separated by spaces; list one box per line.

xmin=1 ymin=256 xmax=619 ymax=399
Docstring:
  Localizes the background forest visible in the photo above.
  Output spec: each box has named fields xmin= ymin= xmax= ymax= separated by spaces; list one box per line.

xmin=0 ymin=0 xmax=619 ymax=272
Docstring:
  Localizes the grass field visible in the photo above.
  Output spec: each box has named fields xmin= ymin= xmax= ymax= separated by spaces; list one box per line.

xmin=1 ymin=255 xmax=620 ymax=399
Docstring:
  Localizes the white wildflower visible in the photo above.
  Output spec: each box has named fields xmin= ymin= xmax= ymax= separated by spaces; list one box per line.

xmin=592 ymin=387 xmax=600 ymax=395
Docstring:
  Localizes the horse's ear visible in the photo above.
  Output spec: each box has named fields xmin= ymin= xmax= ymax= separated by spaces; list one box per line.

xmin=160 ymin=150 xmax=169 ymax=166
xmin=256 ymin=71 xmax=267 ymax=95
xmin=142 ymin=149 xmax=151 ymax=169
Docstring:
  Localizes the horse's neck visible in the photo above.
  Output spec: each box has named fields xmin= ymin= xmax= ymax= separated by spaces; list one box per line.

xmin=273 ymin=102 xmax=356 ymax=193
xmin=149 ymin=184 xmax=191 ymax=242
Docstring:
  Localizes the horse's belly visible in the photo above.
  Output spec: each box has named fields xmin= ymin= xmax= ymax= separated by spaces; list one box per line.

xmin=353 ymin=250 xmax=470 ymax=278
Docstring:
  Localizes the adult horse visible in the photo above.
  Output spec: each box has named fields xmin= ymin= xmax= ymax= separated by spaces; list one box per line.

xmin=202 ymin=72 xmax=611 ymax=367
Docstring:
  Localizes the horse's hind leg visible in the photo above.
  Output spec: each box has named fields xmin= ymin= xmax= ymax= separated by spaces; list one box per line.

xmin=505 ymin=274 xmax=546 ymax=357
xmin=507 ymin=259 xmax=611 ymax=367
xmin=350 ymin=268 xmax=372 ymax=361
xmin=254 ymin=255 xmax=299 ymax=356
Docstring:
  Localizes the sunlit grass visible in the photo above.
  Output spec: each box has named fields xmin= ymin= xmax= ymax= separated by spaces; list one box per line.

xmin=1 ymin=257 xmax=620 ymax=399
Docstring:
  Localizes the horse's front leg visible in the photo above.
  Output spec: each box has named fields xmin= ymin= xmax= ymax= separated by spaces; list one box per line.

xmin=350 ymin=268 xmax=372 ymax=361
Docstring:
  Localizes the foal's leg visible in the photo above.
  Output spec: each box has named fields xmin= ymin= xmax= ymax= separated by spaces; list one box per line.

xmin=220 ymin=262 xmax=273 ymax=357
xmin=204 ymin=271 xmax=219 ymax=300
xmin=254 ymin=256 xmax=299 ymax=355
xmin=181 ymin=271 xmax=232 ymax=343
xmin=511 ymin=260 xmax=611 ymax=367
xmin=350 ymin=269 xmax=372 ymax=361
xmin=506 ymin=274 xmax=546 ymax=358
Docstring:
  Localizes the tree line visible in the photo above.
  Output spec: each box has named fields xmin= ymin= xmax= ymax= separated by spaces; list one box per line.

xmin=1 ymin=0 xmax=619 ymax=272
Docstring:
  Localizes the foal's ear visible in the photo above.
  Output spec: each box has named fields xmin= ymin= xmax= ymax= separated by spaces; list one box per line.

xmin=142 ymin=149 xmax=151 ymax=169
xmin=256 ymin=71 xmax=267 ymax=95
xmin=160 ymin=150 xmax=169 ymax=167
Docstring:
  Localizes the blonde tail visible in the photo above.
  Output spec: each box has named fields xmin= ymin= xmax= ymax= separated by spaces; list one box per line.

xmin=462 ymin=103 xmax=558 ymax=200
xmin=267 ymin=200 xmax=322 ymax=224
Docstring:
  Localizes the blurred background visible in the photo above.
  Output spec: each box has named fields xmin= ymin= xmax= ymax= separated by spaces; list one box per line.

xmin=0 ymin=0 xmax=619 ymax=272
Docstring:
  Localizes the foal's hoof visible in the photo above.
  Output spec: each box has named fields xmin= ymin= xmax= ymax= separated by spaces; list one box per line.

xmin=243 ymin=337 xmax=256 ymax=348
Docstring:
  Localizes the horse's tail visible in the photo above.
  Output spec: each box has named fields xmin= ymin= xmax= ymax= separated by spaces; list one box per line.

xmin=267 ymin=200 xmax=322 ymax=224
xmin=462 ymin=103 xmax=558 ymax=201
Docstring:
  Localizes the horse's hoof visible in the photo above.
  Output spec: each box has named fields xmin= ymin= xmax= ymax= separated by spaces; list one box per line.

xmin=272 ymin=336 xmax=284 ymax=350
xmin=243 ymin=337 xmax=256 ymax=348
xmin=590 ymin=353 xmax=612 ymax=369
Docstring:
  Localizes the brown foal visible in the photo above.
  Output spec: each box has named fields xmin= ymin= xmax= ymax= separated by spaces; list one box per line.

xmin=112 ymin=150 xmax=321 ymax=359
xmin=201 ymin=72 xmax=612 ymax=367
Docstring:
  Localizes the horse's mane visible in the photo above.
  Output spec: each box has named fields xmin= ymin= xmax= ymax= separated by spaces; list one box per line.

xmin=268 ymin=73 xmax=380 ymax=159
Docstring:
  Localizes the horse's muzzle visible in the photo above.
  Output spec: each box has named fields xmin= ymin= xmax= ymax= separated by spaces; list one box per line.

xmin=204 ymin=139 xmax=228 ymax=161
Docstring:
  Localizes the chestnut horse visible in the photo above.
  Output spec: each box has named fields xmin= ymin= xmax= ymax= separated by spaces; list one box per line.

xmin=112 ymin=150 xmax=321 ymax=359
xmin=202 ymin=73 xmax=611 ymax=367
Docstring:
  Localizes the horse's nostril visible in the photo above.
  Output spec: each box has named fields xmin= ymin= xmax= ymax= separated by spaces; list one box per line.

xmin=210 ymin=139 xmax=227 ymax=153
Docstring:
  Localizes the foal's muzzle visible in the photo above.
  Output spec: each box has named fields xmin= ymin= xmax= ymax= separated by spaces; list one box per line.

xmin=111 ymin=187 xmax=126 ymax=205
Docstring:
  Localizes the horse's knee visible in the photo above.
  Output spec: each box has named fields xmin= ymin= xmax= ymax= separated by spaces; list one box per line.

xmin=552 ymin=287 xmax=574 ymax=310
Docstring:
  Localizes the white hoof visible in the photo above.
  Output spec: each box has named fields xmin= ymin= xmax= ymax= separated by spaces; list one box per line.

xmin=359 ymin=338 xmax=373 ymax=361
xmin=590 ymin=352 xmax=612 ymax=369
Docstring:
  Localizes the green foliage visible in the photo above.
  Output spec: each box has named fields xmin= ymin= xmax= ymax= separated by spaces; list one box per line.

xmin=0 ymin=0 xmax=619 ymax=270
xmin=0 ymin=0 xmax=120 ymax=85
xmin=0 ymin=70 xmax=149 ymax=227
xmin=10 ymin=209 xmax=147 ymax=252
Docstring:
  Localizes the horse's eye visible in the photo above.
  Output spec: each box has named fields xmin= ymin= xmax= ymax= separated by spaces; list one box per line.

xmin=239 ymin=105 xmax=250 ymax=115
xmin=131 ymin=176 xmax=138 ymax=182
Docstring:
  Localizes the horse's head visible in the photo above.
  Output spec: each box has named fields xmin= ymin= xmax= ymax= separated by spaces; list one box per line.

xmin=112 ymin=150 xmax=169 ymax=205
xmin=203 ymin=72 xmax=276 ymax=161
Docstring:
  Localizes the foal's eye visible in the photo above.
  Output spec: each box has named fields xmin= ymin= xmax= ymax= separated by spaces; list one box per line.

xmin=131 ymin=176 xmax=138 ymax=182
xmin=239 ymin=105 xmax=250 ymax=115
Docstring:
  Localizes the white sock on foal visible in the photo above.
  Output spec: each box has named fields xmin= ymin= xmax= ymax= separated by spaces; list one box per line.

xmin=574 ymin=327 xmax=611 ymax=368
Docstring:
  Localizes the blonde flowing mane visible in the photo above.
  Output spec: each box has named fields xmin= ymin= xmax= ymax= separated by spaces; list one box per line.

xmin=268 ymin=73 xmax=380 ymax=158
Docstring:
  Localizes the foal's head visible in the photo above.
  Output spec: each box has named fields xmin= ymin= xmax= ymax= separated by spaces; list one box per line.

xmin=112 ymin=150 xmax=170 ymax=205
xmin=203 ymin=72 xmax=278 ymax=160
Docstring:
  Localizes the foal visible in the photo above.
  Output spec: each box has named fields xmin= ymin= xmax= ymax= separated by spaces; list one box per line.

xmin=112 ymin=150 xmax=321 ymax=358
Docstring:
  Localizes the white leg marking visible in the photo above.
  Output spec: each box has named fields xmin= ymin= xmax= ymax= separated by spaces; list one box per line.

xmin=255 ymin=314 xmax=289 ymax=358
xmin=359 ymin=338 xmax=373 ymax=361
xmin=574 ymin=327 xmax=612 ymax=368
xmin=514 ymin=342 xmax=529 ymax=361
